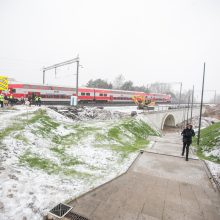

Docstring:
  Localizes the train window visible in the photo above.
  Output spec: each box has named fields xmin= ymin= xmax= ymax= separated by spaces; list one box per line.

xmin=100 ymin=94 xmax=103 ymax=96
xmin=104 ymin=94 xmax=107 ymax=96
xmin=86 ymin=93 xmax=90 ymax=96
xmin=23 ymin=85 xmax=29 ymax=89
xmin=81 ymin=92 xmax=85 ymax=96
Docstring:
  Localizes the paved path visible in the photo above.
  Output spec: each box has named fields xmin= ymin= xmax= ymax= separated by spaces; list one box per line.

xmin=67 ymin=132 xmax=220 ymax=220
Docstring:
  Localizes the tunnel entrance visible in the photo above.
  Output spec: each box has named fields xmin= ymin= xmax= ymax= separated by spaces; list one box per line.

xmin=162 ymin=114 xmax=176 ymax=130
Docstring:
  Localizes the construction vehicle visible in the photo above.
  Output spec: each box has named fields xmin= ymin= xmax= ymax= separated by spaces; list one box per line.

xmin=132 ymin=95 xmax=156 ymax=110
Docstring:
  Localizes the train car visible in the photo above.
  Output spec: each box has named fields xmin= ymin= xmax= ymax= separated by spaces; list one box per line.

xmin=111 ymin=89 xmax=145 ymax=102
xmin=67 ymin=87 xmax=145 ymax=103
xmin=145 ymin=93 xmax=171 ymax=103
xmin=78 ymin=88 xmax=112 ymax=103
xmin=7 ymin=83 xmax=75 ymax=103
xmin=6 ymin=82 xmax=171 ymax=104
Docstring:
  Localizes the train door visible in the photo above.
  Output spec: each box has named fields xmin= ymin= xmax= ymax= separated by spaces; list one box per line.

xmin=93 ymin=89 xmax=96 ymax=102
xmin=110 ymin=95 xmax=113 ymax=102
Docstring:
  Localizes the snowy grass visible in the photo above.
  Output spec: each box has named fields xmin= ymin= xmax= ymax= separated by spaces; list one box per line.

xmin=20 ymin=151 xmax=90 ymax=177
xmin=193 ymin=121 xmax=220 ymax=163
xmin=0 ymin=109 xmax=157 ymax=176
xmin=0 ymin=107 xmax=158 ymax=219
xmin=95 ymin=119 xmax=158 ymax=158
xmin=18 ymin=115 xmax=158 ymax=174
xmin=0 ymin=109 xmax=51 ymax=143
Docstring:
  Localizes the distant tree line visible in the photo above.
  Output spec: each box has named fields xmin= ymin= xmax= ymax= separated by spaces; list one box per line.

xmin=86 ymin=74 xmax=194 ymax=103
xmin=86 ymin=74 xmax=150 ymax=93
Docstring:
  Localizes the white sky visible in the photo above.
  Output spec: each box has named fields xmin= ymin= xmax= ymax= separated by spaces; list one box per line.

xmin=0 ymin=0 xmax=220 ymax=99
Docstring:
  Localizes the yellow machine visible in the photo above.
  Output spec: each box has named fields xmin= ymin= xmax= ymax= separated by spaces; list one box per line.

xmin=132 ymin=95 xmax=156 ymax=110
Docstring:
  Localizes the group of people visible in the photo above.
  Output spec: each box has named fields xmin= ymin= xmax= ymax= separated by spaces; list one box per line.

xmin=0 ymin=92 xmax=42 ymax=108
xmin=0 ymin=93 xmax=16 ymax=108
xmin=27 ymin=95 xmax=42 ymax=106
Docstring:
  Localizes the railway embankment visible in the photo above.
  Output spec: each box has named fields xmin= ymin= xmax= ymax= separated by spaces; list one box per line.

xmin=0 ymin=105 xmax=158 ymax=220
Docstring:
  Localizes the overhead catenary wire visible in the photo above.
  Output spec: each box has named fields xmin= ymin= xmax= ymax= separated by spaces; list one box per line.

xmin=42 ymin=56 xmax=80 ymax=98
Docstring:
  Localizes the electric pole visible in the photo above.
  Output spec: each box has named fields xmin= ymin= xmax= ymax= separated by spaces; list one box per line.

xmin=186 ymin=91 xmax=190 ymax=124
xmin=178 ymin=82 xmax=182 ymax=108
xmin=190 ymin=85 xmax=194 ymax=123
xmin=76 ymin=56 xmax=79 ymax=98
xmin=197 ymin=63 xmax=206 ymax=146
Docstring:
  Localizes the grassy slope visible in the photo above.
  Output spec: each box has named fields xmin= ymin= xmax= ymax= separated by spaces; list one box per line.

xmin=104 ymin=119 xmax=158 ymax=157
xmin=1 ymin=109 xmax=158 ymax=177
xmin=193 ymin=122 xmax=220 ymax=163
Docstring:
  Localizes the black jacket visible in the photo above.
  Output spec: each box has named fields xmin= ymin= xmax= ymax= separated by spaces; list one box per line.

xmin=181 ymin=128 xmax=195 ymax=143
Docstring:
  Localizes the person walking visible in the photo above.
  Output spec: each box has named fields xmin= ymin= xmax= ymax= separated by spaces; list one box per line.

xmin=181 ymin=124 xmax=195 ymax=161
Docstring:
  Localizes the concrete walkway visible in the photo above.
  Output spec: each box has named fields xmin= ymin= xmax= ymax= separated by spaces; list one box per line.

xmin=67 ymin=132 xmax=220 ymax=220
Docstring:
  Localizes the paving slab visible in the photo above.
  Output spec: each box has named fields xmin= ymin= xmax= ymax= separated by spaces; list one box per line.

xmin=67 ymin=133 xmax=220 ymax=220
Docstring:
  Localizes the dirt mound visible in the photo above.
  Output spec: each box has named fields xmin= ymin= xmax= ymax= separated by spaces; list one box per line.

xmin=203 ymin=104 xmax=220 ymax=120
xmin=49 ymin=106 xmax=128 ymax=121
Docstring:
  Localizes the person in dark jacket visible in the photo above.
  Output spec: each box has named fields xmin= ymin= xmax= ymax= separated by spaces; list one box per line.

xmin=181 ymin=124 xmax=195 ymax=161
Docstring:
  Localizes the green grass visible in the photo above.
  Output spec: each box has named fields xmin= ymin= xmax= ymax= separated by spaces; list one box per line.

xmin=51 ymin=146 xmax=84 ymax=166
xmin=120 ymin=119 xmax=158 ymax=138
xmin=29 ymin=109 xmax=60 ymax=137
xmin=108 ymin=127 xmax=120 ymax=140
xmin=95 ymin=118 xmax=158 ymax=157
xmin=20 ymin=151 xmax=90 ymax=177
xmin=20 ymin=152 xmax=61 ymax=174
xmin=51 ymin=125 xmax=99 ymax=146
xmin=0 ymin=123 xmax=24 ymax=144
xmin=193 ymin=122 xmax=220 ymax=163
xmin=50 ymin=146 xmax=66 ymax=155
xmin=62 ymin=157 xmax=84 ymax=166
xmin=14 ymin=133 xmax=29 ymax=144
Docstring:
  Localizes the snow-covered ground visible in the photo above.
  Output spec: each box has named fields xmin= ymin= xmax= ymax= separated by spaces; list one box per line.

xmin=1 ymin=105 xmax=219 ymax=220
xmin=104 ymin=105 xmax=169 ymax=113
xmin=191 ymin=116 xmax=219 ymax=130
xmin=0 ymin=106 xmax=154 ymax=220
xmin=206 ymin=161 xmax=220 ymax=188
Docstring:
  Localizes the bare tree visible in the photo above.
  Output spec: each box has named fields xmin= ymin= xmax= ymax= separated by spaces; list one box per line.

xmin=113 ymin=74 xmax=125 ymax=89
xmin=121 ymin=81 xmax=134 ymax=90
xmin=148 ymin=82 xmax=172 ymax=94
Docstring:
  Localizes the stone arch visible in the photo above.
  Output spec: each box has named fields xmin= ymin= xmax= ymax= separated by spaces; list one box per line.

xmin=161 ymin=114 xmax=176 ymax=130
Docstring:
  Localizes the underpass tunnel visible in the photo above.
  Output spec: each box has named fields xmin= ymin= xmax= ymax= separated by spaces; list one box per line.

xmin=162 ymin=114 xmax=176 ymax=130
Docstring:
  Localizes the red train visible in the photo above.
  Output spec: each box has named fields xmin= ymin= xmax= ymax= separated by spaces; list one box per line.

xmin=5 ymin=83 xmax=171 ymax=104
